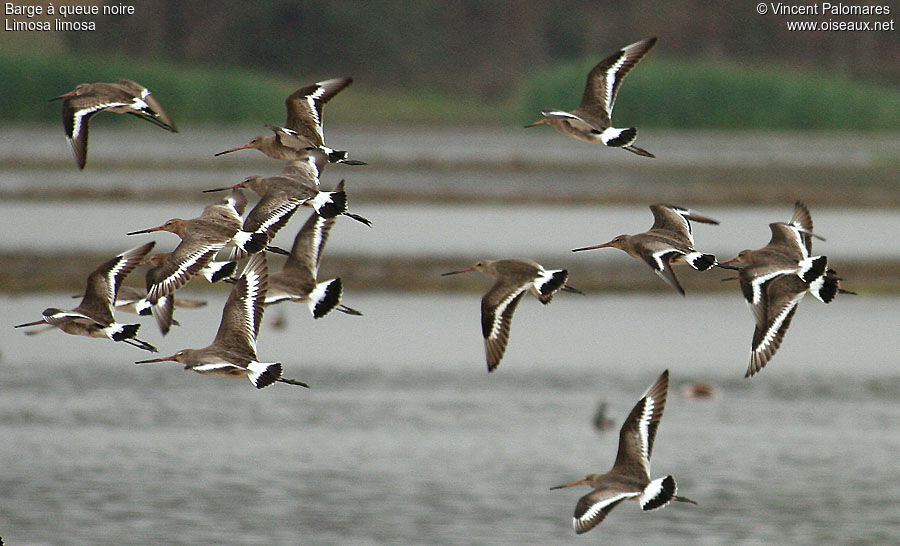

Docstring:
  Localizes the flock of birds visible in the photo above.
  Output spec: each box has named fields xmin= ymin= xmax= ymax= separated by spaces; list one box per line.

xmin=14 ymin=36 xmax=854 ymax=534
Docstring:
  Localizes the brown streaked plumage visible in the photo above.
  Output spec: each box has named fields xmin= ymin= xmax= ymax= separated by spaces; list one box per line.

xmin=135 ymin=254 xmax=308 ymax=389
xmin=49 ymin=79 xmax=177 ymax=169
xmin=442 ymin=258 xmax=580 ymax=371
xmin=720 ymin=202 xmax=851 ymax=377
xmin=265 ymin=181 xmax=363 ymax=319
xmin=216 ymin=124 xmax=366 ymax=165
xmin=126 ymin=190 xmax=248 ymax=334
xmin=573 ymin=204 xmax=720 ymax=295
xmin=526 ymin=38 xmax=657 ymax=157
xmin=205 ymin=151 xmax=370 ymax=257
xmin=15 ymin=242 xmax=157 ymax=352
xmin=114 ymin=251 xmax=231 ymax=336
xmin=215 ymin=77 xmax=363 ymax=164
xmin=550 ymin=370 xmax=696 ymax=534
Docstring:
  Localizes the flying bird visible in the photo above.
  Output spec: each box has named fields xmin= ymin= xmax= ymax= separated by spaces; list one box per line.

xmin=720 ymin=201 xmax=853 ymax=377
xmin=50 ymin=79 xmax=177 ymax=169
xmin=205 ymin=150 xmax=369 ymax=258
xmin=215 ymin=77 xmax=363 ymax=164
xmin=126 ymin=190 xmax=252 ymax=334
xmin=216 ymin=124 xmax=366 ymax=166
xmin=526 ymin=37 xmax=657 ymax=157
xmin=15 ymin=242 xmax=157 ymax=352
xmin=551 ymin=370 xmax=697 ymax=534
xmin=135 ymin=254 xmax=309 ymax=389
xmin=573 ymin=204 xmax=720 ymax=295
xmin=265 ymin=181 xmax=363 ymax=319
xmin=442 ymin=258 xmax=581 ymax=371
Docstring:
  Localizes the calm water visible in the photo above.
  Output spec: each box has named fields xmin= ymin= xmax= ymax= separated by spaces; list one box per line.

xmin=1 ymin=293 xmax=898 ymax=545
xmin=3 ymin=124 xmax=897 ymax=167
xmin=2 ymin=125 xmax=898 ymax=544
xmin=1 ymin=202 xmax=898 ymax=263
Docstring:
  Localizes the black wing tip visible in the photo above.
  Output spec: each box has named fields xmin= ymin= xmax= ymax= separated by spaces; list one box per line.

xmin=641 ymin=476 xmax=676 ymax=511
xmin=317 ymin=191 xmax=348 ymax=219
xmin=112 ymin=323 xmax=140 ymax=341
xmin=253 ymin=363 xmax=283 ymax=389
xmin=691 ymin=253 xmax=718 ymax=271
xmin=312 ymin=279 xmax=343 ymax=319
xmin=210 ymin=261 xmax=238 ymax=283
xmin=243 ymin=232 xmax=268 ymax=255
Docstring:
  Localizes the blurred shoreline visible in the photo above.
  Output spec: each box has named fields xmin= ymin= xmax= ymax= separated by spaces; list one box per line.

xmin=3 ymin=125 xmax=899 ymax=207
xmin=3 ymin=125 xmax=897 ymax=294
xmin=3 ymin=252 xmax=896 ymax=294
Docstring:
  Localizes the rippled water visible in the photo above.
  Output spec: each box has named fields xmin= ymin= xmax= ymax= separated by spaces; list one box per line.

xmin=2 ymin=293 xmax=898 ymax=544
xmin=2 ymin=124 xmax=897 ymax=543
xmin=1 ymin=201 xmax=898 ymax=265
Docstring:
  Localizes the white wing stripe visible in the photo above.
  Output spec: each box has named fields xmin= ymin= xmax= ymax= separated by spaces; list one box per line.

xmin=193 ymin=362 xmax=242 ymax=372
xmin=241 ymin=266 xmax=265 ymax=349
xmin=247 ymin=200 xmax=303 ymax=234
xmin=756 ymin=293 xmax=806 ymax=351
xmin=574 ymin=492 xmax=637 ymax=529
xmin=311 ymin=217 xmax=326 ymax=273
xmin=490 ymin=287 xmax=526 ymax=339
xmin=70 ymin=101 xmax=127 ymax=139
xmin=674 ymin=210 xmax=693 ymax=242
xmin=650 ymin=248 xmax=675 ymax=271
xmin=105 ymin=254 xmax=131 ymax=303
xmin=638 ymin=397 xmax=653 ymax=474
xmin=749 ymin=269 xmax=797 ymax=304
xmin=604 ymin=54 xmax=628 ymax=111
xmin=778 ymin=223 xmax=809 ymax=258
xmin=149 ymin=244 xmax=225 ymax=300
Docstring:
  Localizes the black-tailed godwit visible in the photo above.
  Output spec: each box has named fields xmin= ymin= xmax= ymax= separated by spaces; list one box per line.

xmin=15 ymin=242 xmax=158 ymax=352
xmin=265 ymin=180 xmax=363 ymax=318
xmin=720 ymin=202 xmax=853 ymax=377
xmin=525 ymin=37 xmax=657 ymax=157
xmin=134 ymin=254 xmax=308 ymax=389
xmin=205 ymin=150 xmax=369 ymax=258
xmin=50 ymin=79 xmax=177 ymax=169
xmin=215 ymin=77 xmax=362 ymax=164
xmin=216 ymin=124 xmax=366 ymax=166
xmin=126 ymin=190 xmax=252 ymax=334
xmin=573 ymin=204 xmax=720 ymax=295
xmin=551 ymin=370 xmax=697 ymax=533
xmin=442 ymin=258 xmax=581 ymax=371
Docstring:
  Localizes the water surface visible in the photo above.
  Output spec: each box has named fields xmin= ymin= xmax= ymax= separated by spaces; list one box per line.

xmin=2 ymin=294 xmax=898 ymax=544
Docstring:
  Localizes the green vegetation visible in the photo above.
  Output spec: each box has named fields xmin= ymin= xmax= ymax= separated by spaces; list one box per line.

xmin=0 ymin=50 xmax=505 ymax=126
xmin=1 ymin=51 xmax=291 ymax=123
xmin=4 ymin=50 xmax=899 ymax=130
xmin=519 ymin=57 xmax=900 ymax=130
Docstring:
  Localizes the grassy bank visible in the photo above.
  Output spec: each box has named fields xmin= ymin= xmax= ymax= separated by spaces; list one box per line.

xmin=4 ymin=51 xmax=900 ymax=129
xmin=0 ymin=50 xmax=505 ymax=125
xmin=2 ymin=251 xmax=897 ymax=295
xmin=520 ymin=57 xmax=900 ymax=130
